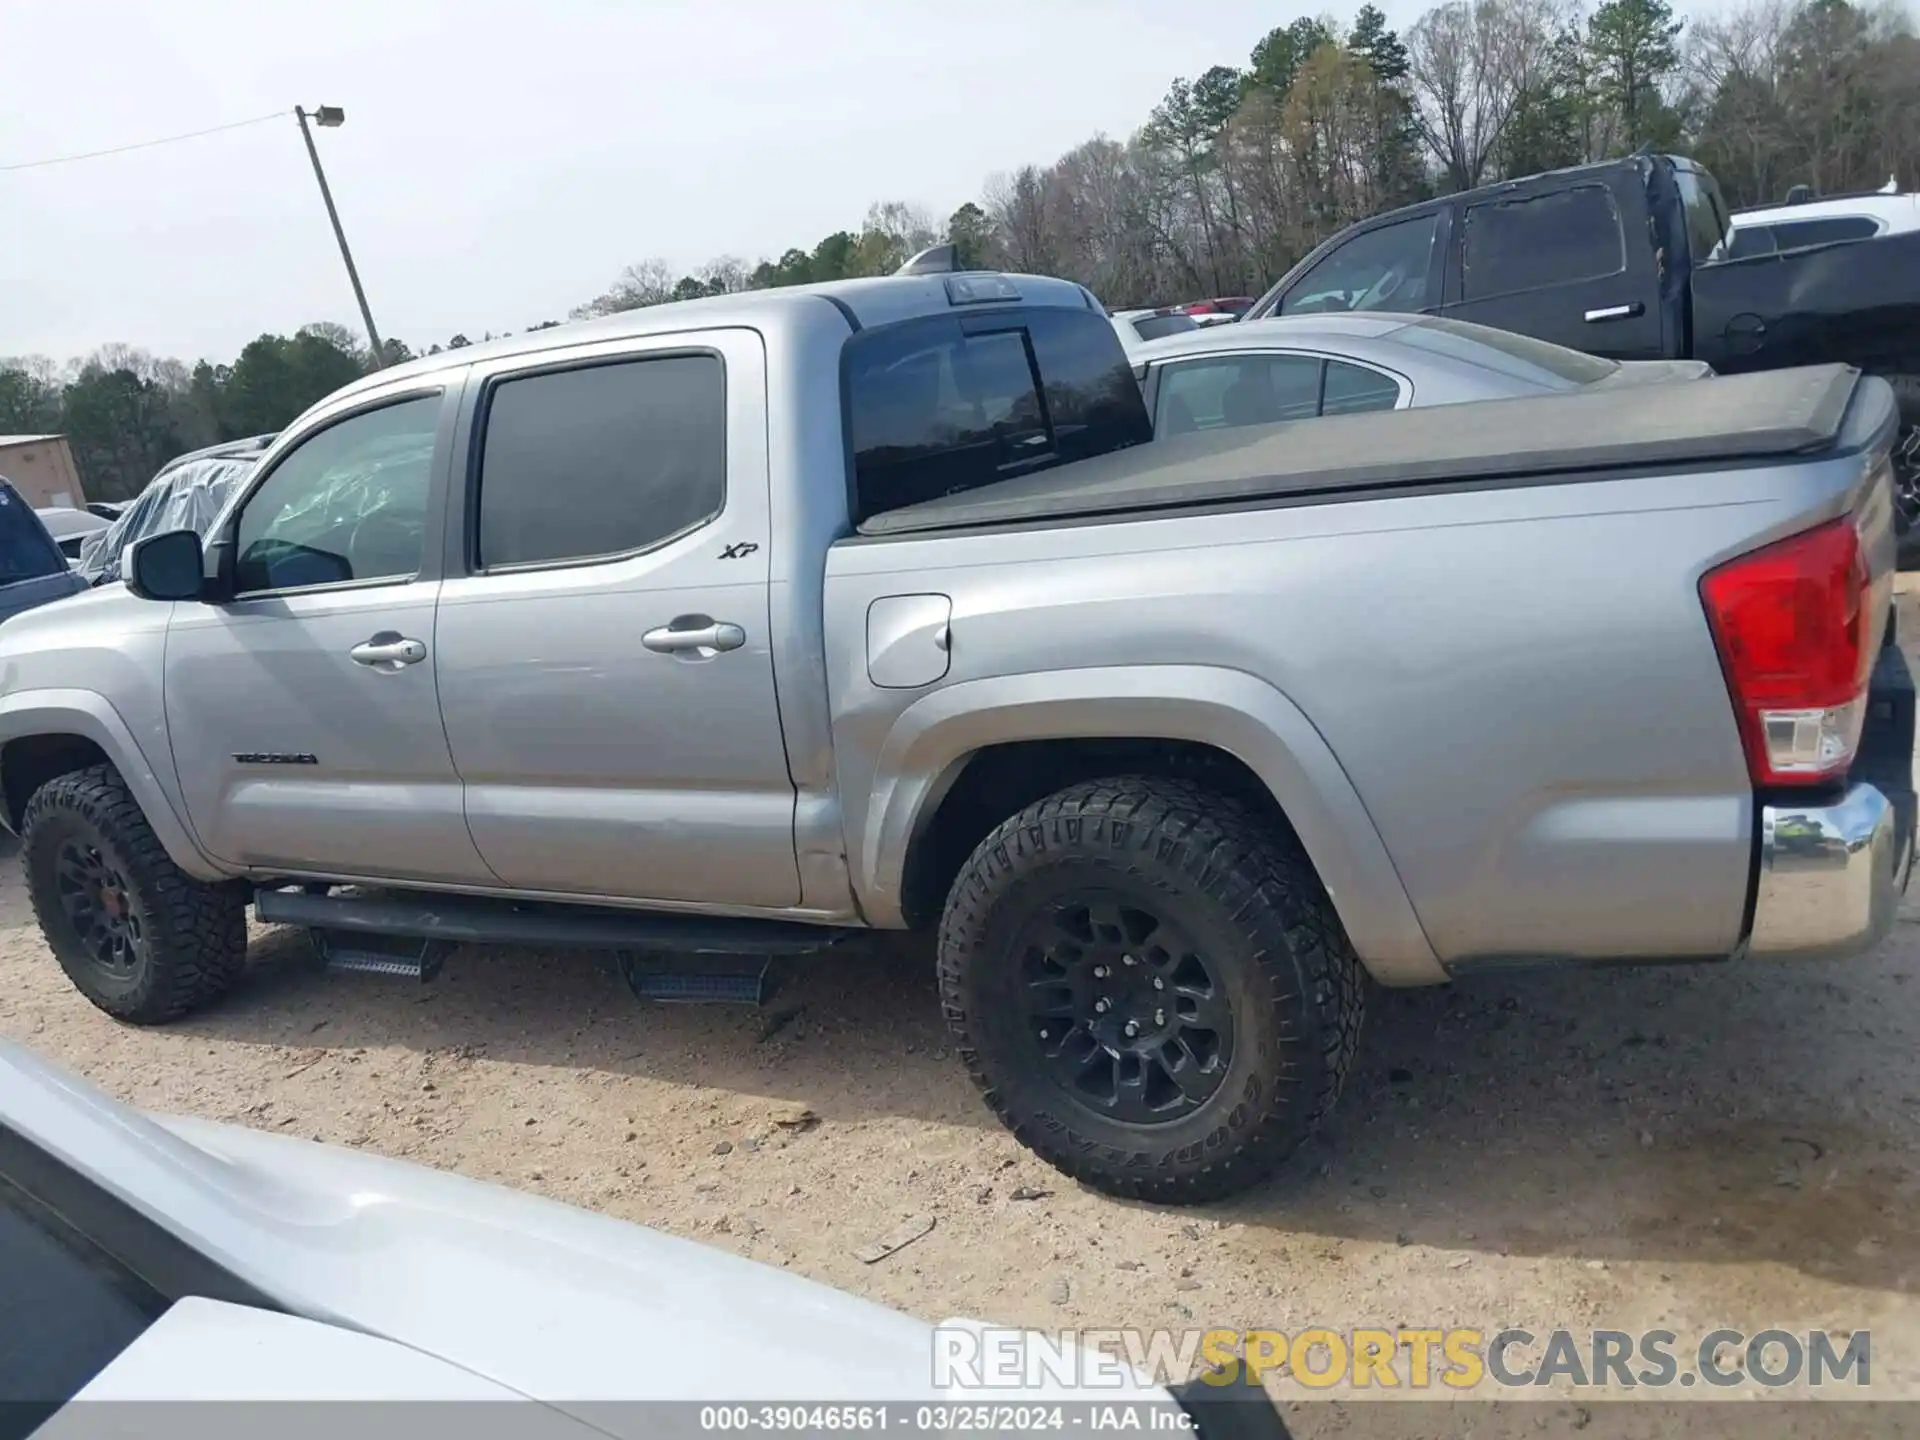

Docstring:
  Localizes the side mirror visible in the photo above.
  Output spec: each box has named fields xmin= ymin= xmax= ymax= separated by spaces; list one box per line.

xmin=124 ymin=530 xmax=206 ymax=602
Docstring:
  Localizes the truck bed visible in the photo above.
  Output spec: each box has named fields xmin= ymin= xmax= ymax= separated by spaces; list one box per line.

xmin=856 ymin=363 xmax=1863 ymax=537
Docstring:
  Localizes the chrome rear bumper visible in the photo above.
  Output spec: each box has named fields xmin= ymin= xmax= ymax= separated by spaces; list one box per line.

xmin=1748 ymin=784 xmax=1911 ymax=961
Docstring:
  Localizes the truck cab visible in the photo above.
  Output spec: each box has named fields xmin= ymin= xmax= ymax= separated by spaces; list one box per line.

xmin=1243 ymin=154 xmax=1720 ymax=363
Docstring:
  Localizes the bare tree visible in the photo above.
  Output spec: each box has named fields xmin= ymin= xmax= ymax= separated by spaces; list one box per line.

xmin=1409 ymin=0 xmax=1562 ymax=190
xmin=570 ymin=259 xmax=678 ymax=318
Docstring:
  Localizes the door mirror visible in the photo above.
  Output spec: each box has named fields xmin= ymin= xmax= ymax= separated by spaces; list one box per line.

xmin=125 ymin=530 xmax=206 ymax=602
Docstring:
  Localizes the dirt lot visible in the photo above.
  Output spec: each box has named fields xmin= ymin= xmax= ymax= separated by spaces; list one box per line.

xmin=5 ymin=615 xmax=1920 ymax=1437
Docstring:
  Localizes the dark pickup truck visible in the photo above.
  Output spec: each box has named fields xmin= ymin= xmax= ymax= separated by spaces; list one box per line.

xmin=1243 ymin=153 xmax=1920 ymax=550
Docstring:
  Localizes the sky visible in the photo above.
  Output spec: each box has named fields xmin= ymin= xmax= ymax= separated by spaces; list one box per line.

xmin=5 ymin=0 xmax=1689 ymax=365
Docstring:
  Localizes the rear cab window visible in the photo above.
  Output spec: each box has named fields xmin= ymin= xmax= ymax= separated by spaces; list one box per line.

xmin=1462 ymin=185 xmax=1625 ymax=299
xmin=845 ymin=306 xmax=1150 ymax=523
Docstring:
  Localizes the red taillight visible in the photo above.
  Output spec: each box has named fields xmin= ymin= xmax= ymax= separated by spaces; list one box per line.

xmin=1700 ymin=517 xmax=1873 ymax=786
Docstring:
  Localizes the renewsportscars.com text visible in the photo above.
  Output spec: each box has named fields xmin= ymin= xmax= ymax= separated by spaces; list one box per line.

xmin=934 ymin=1325 xmax=1872 ymax=1392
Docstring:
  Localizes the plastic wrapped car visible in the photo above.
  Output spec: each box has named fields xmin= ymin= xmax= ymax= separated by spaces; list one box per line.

xmin=75 ymin=435 xmax=275 ymax=586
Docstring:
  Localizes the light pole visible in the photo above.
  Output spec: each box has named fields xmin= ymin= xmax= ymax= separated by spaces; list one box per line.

xmin=294 ymin=105 xmax=386 ymax=368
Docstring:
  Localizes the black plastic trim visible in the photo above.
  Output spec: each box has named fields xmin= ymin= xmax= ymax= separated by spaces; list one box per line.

xmin=255 ymin=887 xmax=858 ymax=956
xmin=818 ymin=293 xmax=862 ymax=334
xmin=0 ymin=1121 xmax=281 ymax=1312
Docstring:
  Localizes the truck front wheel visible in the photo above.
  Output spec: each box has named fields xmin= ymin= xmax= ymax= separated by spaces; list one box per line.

xmin=22 ymin=764 xmax=248 ymax=1024
xmin=937 ymin=776 xmax=1364 ymax=1203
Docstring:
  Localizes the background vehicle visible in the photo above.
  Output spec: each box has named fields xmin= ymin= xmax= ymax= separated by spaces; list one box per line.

xmin=1178 ymin=297 xmax=1255 ymax=323
xmin=74 ymin=434 xmax=273 ymax=586
xmin=1 ymin=1037 xmax=1273 ymax=1434
xmin=1728 ymin=178 xmax=1920 ymax=259
xmin=32 ymin=506 xmax=111 ymax=566
xmin=83 ymin=501 xmax=128 ymax=522
xmin=1240 ymin=152 xmax=1920 ymax=552
xmin=0 ymin=481 xmax=86 ymax=620
xmin=0 ymin=272 xmax=1909 ymax=1204
xmin=1129 ymin=312 xmax=1712 ymax=437
xmin=1109 ymin=306 xmax=1201 ymax=351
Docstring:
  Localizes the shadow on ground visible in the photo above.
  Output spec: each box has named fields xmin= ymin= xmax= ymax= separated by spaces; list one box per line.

xmin=185 ymin=913 xmax=1920 ymax=1297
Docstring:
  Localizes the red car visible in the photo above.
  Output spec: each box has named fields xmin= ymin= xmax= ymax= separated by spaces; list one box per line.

xmin=1177 ymin=296 xmax=1256 ymax=320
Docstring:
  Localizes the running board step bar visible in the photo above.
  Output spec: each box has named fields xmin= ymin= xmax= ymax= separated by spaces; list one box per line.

xmin=255 ymin=887 xmax=857 ymax=956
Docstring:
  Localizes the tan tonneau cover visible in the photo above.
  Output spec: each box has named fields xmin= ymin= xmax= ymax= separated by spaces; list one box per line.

xmin=857 ymin=362 xmax=1862 ymax=537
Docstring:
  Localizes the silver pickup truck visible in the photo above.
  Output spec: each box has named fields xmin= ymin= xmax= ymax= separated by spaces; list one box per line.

xmin=1 ymin=270 xmax=1912 ymax=1203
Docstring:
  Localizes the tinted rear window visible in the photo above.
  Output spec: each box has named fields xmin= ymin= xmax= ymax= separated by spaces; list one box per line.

xmin=846 ymin=307 xmax=1150 ymax=522
xmin=1132 ymin=313 xmax=1200 ymax=341
xmin=1393 ymin=316 xmax=1619 ymax=388
xmin=0 ymin=489 xmax=68 ymax=585
xmin=1770 ymin=216 xmax=1880 ymax=251
xmin=1463 ymin=185 xmax=1625 ymax=299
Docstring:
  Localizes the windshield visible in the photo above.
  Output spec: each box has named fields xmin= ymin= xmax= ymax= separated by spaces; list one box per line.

xmin=1392 ymin=315 xmax=1620 ymax=389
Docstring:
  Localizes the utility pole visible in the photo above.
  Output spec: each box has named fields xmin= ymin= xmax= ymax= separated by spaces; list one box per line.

xmin=295 ymin=105 xmax=386 ymax=368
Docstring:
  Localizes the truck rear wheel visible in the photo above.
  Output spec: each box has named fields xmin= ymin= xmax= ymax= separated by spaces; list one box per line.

xmin=937 ymin=776 xmax=1364 ymax=1203
xmin=22 ymin=764 xmax=247 ymax=1024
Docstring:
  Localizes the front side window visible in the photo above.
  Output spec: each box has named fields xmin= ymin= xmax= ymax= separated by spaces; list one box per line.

xmin=846 ymin=306 xmax=1149 ymax=521
xmin=1281 ymin=214 xmax=1440 ymax=317
xmin=475 ymin=355 xmax=726 ymax=570
xmin=1462 ymin=186 xmax=1625 ymax=299
xmin=233 ymin=395 xmax=440 ymax=594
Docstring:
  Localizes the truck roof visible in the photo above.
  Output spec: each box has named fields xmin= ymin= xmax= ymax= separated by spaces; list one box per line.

xmin=331 ymin=272 xmax=1102 ymax=406
xmin=858 ymin=363 xmax=1871 ymax=537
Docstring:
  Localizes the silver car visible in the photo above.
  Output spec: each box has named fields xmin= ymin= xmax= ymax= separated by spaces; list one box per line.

xmin=1108 ymin=307 xmax=1200 ymax=353
xmin=1129 ymin=311 xmax=1712 ymax=437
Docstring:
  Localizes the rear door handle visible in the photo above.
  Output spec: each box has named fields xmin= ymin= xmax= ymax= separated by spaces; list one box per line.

xmin=349 ymin=635 xmax=428 ymax=669
xmin=642 ymin=620 xmax=746 ymax=654
xmin=1585 ymin=302 xmax=1645 ymax=322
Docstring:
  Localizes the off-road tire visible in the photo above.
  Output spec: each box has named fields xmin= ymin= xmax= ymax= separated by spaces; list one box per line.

xmin=937 ymin=776 xmax=1365 ymax=1203
xmin=22 ymin=764 xmax=247 ymax=1024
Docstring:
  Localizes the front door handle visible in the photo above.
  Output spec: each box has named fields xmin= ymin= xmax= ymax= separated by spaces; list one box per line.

xmin=642 ymin=619 xmax=746 ymax=655
xmin=1585 ymin=301 xmax=1645 ymax=322
xmin=349 ymin=634 xmax=428 ymax=670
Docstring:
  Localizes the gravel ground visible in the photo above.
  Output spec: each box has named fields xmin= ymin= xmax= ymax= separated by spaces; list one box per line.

xmin=5 ymin=606 xmax=1920 ymax=1438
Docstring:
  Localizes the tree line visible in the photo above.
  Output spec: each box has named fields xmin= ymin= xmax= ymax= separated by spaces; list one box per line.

xmin=574 ymin=0 xmax=1918 ymax=314
xmin=0 ymin=325 xmax=533 ymax=502
xmin=3 ymin=0 xmax=1912 ymax=502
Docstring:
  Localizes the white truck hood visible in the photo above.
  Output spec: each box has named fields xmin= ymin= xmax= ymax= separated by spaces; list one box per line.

xmin=1 ymin=1040 xmax=1170 ymax=1430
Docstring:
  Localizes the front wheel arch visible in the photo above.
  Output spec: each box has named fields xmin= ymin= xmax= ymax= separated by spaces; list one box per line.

xmin=0 ymin=693 xmax=223 ymax=880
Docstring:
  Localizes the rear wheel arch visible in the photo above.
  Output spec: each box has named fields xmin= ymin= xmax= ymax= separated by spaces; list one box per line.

xmin=858 ymin=665 xmax=1446 ymax=985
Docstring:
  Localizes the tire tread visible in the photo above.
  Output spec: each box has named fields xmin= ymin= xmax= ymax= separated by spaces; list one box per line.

xmin=937 ymin=775 xmax=1364 ymax=1203
xmin=23 ymin=764 xmax=246 ymax=1024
